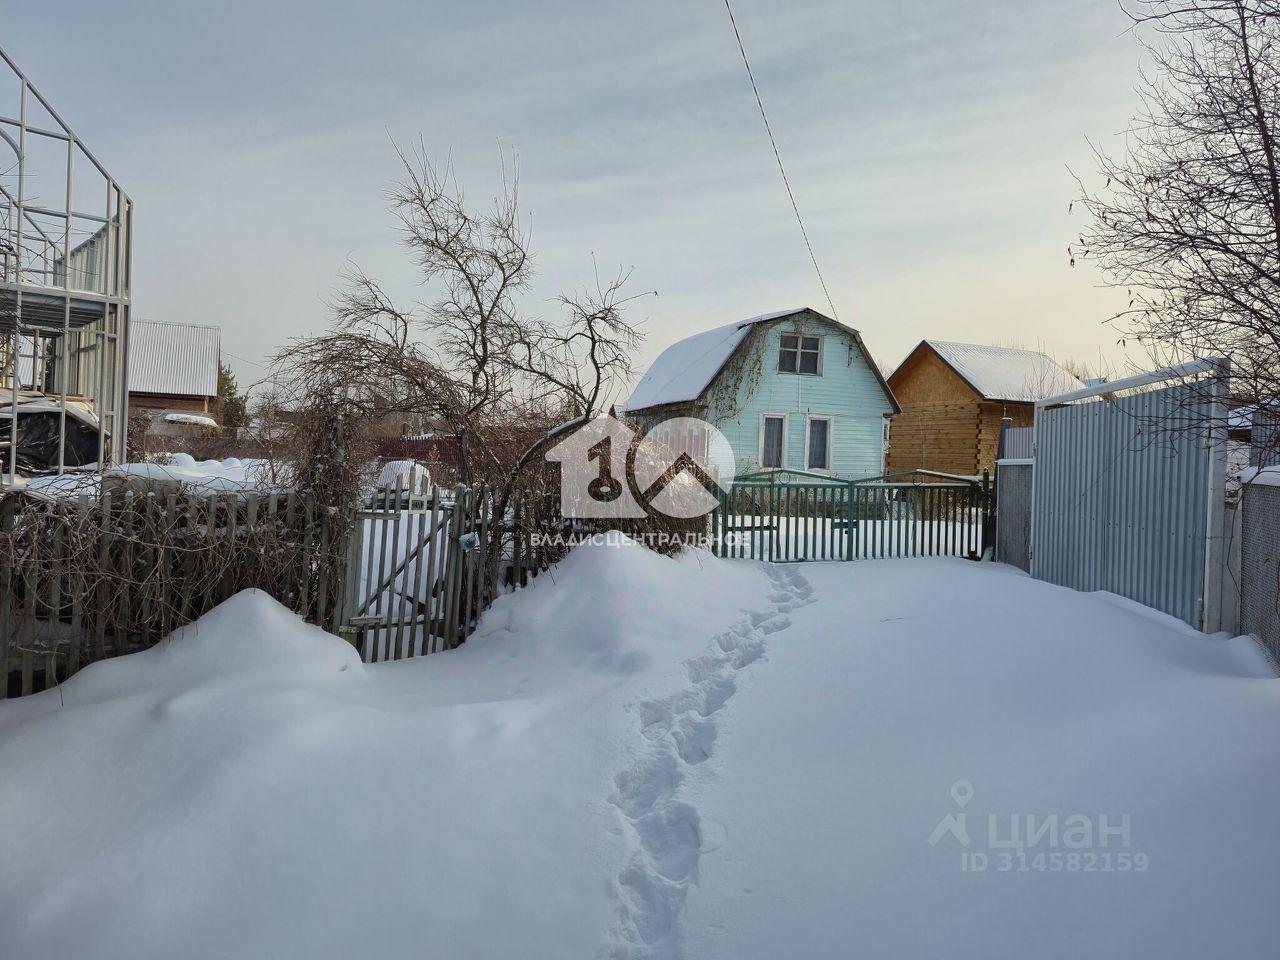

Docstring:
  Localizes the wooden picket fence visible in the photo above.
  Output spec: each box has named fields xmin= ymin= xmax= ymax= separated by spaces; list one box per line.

xmin=505 ymin=489 xmax=576 ymax=588
xmin=1 ymin=475 xmax=719 ymax=696
xmin=0 ymin=486 xmax=347 ymax=699
xmin=338 ymin=482 xmax=495 ymax=662
xmin=339 ymin=484 xmax=584 ymax=662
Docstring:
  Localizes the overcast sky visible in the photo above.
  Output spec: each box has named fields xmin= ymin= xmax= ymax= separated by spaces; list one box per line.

xmin=7 ymin=0 xmax=1149 ymax=395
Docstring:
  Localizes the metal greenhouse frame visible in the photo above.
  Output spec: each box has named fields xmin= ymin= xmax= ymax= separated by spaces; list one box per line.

xmin=0 ymin=44 xmax=132 ymax=484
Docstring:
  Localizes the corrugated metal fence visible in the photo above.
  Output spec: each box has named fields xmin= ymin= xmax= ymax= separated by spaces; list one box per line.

xmin=1002 ymin=426 xmax=1035 ymax=460
xmin=1240 ymin=481 xmax=1280 ymax=663
xmin=1031 ymin=377 xmax=1227 ymax=629
xmin=994 ymin=461 xmax=1032 ymax=572
xmin=1253 ymin=411 xmax=1280 ymax=468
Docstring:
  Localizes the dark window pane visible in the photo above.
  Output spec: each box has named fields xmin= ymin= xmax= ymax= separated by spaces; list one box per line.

xmin=798 ymin=350 xmax=819 ymax=375
xmin=801 ymin=336 xmax=820 ymax=352
xmin=808 ymin=419 xmax=829 ymax=469
xmin=778 ymin=349 xmax=798 ymax=373
xmin=780 ymin=334 xmax=799 ymax=349
xmin=763 ymin=417 xmax=784 ymax=468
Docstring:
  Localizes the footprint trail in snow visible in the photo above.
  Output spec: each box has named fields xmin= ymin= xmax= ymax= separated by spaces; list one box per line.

xmin=603 ymin=564 xmax=814 ymax=959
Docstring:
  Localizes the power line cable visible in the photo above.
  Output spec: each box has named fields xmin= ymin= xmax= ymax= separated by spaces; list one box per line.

xmin=223 ymin=351 xmax=269 ymax=370
xmin=720 ymin=0 xmax=839 ymax=320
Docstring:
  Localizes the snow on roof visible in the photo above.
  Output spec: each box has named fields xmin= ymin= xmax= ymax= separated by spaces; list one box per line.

xmin=128 ymin=319 xmax=221 ymax=398
xmin=1229 ymin=400 xmax=1280 ymax=430
xmin=376 ymin=459 xmax=432 ymax=493
xmin=163 ymin=412 xmax=219 ymax=428
xmin=916 ymin=340 xmax=1085 ymax=403
xmin=623 ymin=308 xmax=812 ymax=413
xmin=1238 ymin=465 xmax=1280 ymax=488
xmin=0 ymin=395 xmax=100 ymax=427
xmin=18 ymin=455 xmax=280 ymax=501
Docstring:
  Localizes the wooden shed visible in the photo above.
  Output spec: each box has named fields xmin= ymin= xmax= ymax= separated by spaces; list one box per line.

xmin=886 ymin=340 xmax=1083 ymax=477
xmin=127 ymin=319 xmax=221 ymax=417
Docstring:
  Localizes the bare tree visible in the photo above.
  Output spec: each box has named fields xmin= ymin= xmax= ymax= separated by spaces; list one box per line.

xmin=271 ymin=144 xmax=644 ymax=505
xmin=1072 ymin=0 xmax=1280 ymax=457
xmin=494 ymin=272 xmax=642 ymax=517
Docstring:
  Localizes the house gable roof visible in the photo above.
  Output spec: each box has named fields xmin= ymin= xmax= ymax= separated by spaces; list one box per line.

xmin=892 ymin=339 xmax=1084 ymax=404
xmin=128 ymin=319 xmax=221 ymax=398
xmin=624 ymin=307 xmax=900 ymax=415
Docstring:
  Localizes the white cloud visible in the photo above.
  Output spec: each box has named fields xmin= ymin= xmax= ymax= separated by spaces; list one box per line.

xmin=6 ymin=0 xmax=1147 ymax=391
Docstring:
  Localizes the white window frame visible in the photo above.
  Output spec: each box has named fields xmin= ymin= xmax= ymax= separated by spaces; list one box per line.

xmin=778 ymin=332 xmax=824 ymax=377
xmin=804 ymin=414 xmax=834 ymax=472
xmin=758 ymin=413 xmax=788 ymax=470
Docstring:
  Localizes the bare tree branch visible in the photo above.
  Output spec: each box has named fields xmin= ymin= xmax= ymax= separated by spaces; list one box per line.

xmin=268 ymin=145 xmax=648 ymax=513
xmin=1074 ymin=0 xmax=1280 ymax=458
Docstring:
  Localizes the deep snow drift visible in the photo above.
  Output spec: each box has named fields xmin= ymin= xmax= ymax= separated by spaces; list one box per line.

xmin=1 ymin=546 xmax=1278 ymax=959
xmin=0 ymin=541 xmax=767 ymax=960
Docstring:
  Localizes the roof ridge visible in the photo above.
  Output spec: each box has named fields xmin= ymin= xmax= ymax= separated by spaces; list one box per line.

xmin=132 ymin=318 xmax=222 ymax=332
xmin=926 ymin=338 xmax=1054 ymax=356
xmin=905 ymin=338 xmax=1083 ymax=402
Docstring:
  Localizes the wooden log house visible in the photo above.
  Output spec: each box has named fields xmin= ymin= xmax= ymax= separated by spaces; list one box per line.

xmin=886 ymin=340 xmax=1083 ymax=477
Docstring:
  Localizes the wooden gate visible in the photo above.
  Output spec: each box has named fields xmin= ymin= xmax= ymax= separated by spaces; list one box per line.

xmin=338 ymin=481 xmax=494 ymax=662
xmin=711 ymin=469 xmax=990 ymax=563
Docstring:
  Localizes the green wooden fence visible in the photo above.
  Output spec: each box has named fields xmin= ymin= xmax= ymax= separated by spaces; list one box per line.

xmin=710 ymin=469 xmax=991 ymax=563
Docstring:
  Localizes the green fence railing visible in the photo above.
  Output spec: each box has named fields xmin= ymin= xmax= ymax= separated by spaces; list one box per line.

xmin=711 ymin=470 xmax=991 ymax=563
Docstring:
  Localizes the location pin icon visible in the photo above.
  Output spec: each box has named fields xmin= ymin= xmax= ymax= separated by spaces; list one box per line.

xmin=951 ymin=780 xmax=974 ymax=808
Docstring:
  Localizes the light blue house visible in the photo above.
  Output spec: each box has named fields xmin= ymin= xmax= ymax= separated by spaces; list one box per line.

xmin=623 ymin=308 xmax=900 ymax=479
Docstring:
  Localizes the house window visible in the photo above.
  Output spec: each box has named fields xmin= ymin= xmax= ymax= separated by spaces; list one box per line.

xmin=779 ymin=334 xmax=821 ymax=375
xmin=761 ymin=415 xmax=786 ymax=469
xmin=807 ymin=416 xmax=831 ymax=471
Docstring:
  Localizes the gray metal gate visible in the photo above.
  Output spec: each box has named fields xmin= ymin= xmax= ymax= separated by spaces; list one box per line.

xmin=1030 ymin=361 xmax=1229 ymax=629
xmin=994 ymin=460 xmax=1033 ymax=572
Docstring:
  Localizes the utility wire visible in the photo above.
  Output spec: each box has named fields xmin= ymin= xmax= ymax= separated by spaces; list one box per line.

xmin=224 ymin=350 xmax=269 ymax=370
xmin=720 ymin=0 xmax=839 ymax=320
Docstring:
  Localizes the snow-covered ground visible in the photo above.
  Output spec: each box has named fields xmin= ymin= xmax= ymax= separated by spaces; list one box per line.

xmin=1 ymin=545 xmax=1278 ymax=959
xmin=683 ymin=561 xmax=1280 ymax=959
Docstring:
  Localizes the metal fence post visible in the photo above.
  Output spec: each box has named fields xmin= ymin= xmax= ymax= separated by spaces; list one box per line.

xmin=844 ymin=481 xmax=854 ymax=561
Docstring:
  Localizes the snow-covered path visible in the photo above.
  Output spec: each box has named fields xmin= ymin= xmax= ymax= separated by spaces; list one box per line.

xmin=684 ymin=559 xmax=1280 ymax=959
xmin=2 ymin=545 xmax=1279 ymax=959
xmin=606 ymin=565 xmax=812 ymax=957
